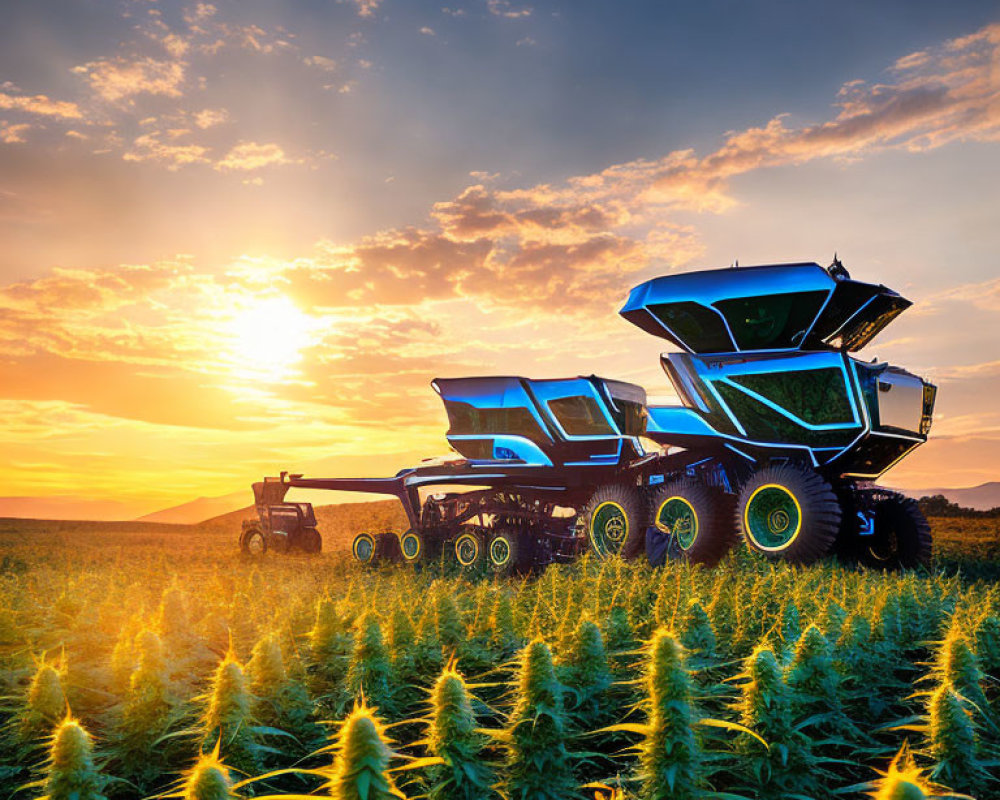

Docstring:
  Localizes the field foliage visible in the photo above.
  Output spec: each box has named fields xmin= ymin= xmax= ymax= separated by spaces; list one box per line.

xmin=0 ymin=513 xmax=997 ymax=799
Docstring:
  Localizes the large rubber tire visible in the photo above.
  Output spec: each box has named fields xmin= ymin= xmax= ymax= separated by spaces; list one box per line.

xmin=648 ymin=478 xmax=737 ymax=566
xmin=376 ymin=531 xmax=402 ymax=564
xmin=453 ymin=528 xmax=487 ymax=573
xmin=240 ymin=524 xmax=267 ymax=556
xmin=580 ymin=484 xmax=647 ymax=561
xmin=736 ymin=464 xmax=840 ymax=564
xmin=859 ymin=493 xmax=932 ymax=570
xmin=831 ymin=482 xmax=863 ymax=564
xmin=299 ymin=527 xmax=322 ymax=554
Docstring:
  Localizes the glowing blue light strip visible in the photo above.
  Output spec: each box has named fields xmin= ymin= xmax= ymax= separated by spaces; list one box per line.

xmin=700 ymin=378 xmax=749 ymax=437
xmin=828 ymin=358 xmax=873 ymax=464
xmin=797 ymin=288 xmax=835 ymax=347
xmin=565 ymin=440 xmax=624 ymax=466
xmin=724 ymin=443 xmax=757 ymax=463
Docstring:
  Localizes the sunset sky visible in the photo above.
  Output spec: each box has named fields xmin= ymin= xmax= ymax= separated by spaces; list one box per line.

xmin=1 ymin=1 xmax=999 ymax=519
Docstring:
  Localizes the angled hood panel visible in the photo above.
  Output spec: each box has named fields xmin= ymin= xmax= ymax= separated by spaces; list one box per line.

xmin=621 ymin=263 xmax=911 ymax=353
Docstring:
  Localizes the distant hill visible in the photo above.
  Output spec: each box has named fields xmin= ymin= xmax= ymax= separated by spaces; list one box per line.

xmin=135 ymin=491 xmax=249 ymax=524
xmin=0 ymin=498 xmax=410 ymax=555
xmin=902 ymin=481 xmax=1000 ymax=511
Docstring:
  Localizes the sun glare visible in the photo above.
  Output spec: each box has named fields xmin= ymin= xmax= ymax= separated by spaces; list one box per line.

xmin=226 ymin=295 xmax=317 ymax=381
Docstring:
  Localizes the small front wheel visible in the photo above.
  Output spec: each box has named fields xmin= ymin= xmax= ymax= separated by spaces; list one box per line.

xmin=240 ymin=525 xmax=267 ymax=556
xmin=736 ymin=464 xmax=840 ymax=564
xmin=487 ymin=528 xmax=522 ymax=576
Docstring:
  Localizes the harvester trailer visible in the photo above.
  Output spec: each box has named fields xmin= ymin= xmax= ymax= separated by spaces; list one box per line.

xmin=241 ymin=259 xmax=937 ymax=573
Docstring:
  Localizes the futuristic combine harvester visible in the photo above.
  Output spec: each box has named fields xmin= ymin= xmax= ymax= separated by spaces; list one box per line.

xmin=241 ymin=260 xmax=937 ymax=572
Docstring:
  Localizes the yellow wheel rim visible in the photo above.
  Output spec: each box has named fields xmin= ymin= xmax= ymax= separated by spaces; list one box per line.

xmin=489 ymin=534 xmax=513 ymax=567
xmin=454 ymin=532 xmax=480 ymax=566
xmin=400 ymin=531 xmax=421 ymax=561
xmin=589 ymin=500 xmax=629 ymax=558
xmin=352 ymin=533 xmax=376 ymax=563
xmin=655 ymin=496 xmax=699 ymax=550
xmin=743 ymin=483 xmax=803 ymax=551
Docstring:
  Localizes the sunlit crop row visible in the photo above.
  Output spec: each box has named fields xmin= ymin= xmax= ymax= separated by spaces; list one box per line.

xmin=1 ymin=538 xmax=998 ymax=799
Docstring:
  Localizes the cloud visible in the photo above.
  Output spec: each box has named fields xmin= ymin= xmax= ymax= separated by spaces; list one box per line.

xmin=644 ymin=22 xmax=1000 ymax=202
xmin=0 ymin=122 xmax=31 ymax=143
xmin=123 ymin=131 xmax=211 ymax=169
xmin=0 ymin=261 xmax=187 ymax=317
xmin=0 ymin=91 xmax=83 ymax=119
xmin=918 ymin=277 xmax=1000 ymax=314
xmin=305 ymin=55 xmax=338 ymax=71
xmin=354 ymin=0 xmax=381 ymax=18
xmin=2 ymin=19 xmax=1000 ymax=498
xmin=215 ymin=141 xmax=300 ymax=171
xmin=73 ymin=56 xmax=186 ymax=103
xmin=284 ymin=231 xmax=494 ymax=308
xmin=183 ymin=3 xmax=218 ymax=26
xmin=487 ymin=0 xmax=533 ymax=18
xmin=193 ymin=108 xmax=228 ymax=128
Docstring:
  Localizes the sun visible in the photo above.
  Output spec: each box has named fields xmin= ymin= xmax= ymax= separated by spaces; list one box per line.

xmin=226 ymin=295 xmax=317 ymax=381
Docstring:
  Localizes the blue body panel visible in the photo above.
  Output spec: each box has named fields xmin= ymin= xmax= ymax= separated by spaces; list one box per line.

xmin=647 ymin=349 xmax=928 ymax=476
xmin=432 ymin=375 xmax=647 ymax=468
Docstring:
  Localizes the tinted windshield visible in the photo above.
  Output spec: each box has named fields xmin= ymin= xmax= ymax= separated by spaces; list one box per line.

xmin=547 ymin=395 xmax=615 ymax=436
xmin=714 ymin=290 xmax=828 ymax=350
xmin=648 ymin=301 xmax=734 ymax=352
xmin=444 ymin=402 xmax=547 ymax=442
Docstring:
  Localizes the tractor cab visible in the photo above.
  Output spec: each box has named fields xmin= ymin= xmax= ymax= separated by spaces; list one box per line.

xmin=245 ymin=478 xmax=321 ymax=554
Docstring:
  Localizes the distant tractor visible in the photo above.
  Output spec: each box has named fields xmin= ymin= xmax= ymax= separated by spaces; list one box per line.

xmin=243 ymin=259 xmax=936 ymax=573
xmin=239 ymin=477 xmax=322 ymax=555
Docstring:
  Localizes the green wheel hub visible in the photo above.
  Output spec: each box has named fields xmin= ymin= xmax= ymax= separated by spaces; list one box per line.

xmin=744 ymin=484 xmax=802 ymax=551
xmin=655 ymin=497 xmax=698 ymax=550
xmin=590 ymin=501 xmax=629 ymax=558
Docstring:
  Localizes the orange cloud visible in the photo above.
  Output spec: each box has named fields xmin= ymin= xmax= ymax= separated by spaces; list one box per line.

xmin=123 ymin=132 xmax=211 ymax=169
xmin=0 ymin=91 xmax=83 ymax=119
xmin=73 ymin=56 xmax=186 ymax=103
xmin=0 ymin=122 xmax=30 ymax=143
xmin=647 ymin=22 xmax=1000 ymax=200
xmin=0 ymin=262 xmax=185 ymax=316
xmin=215 ymin=141 xmax=300 ymax=171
